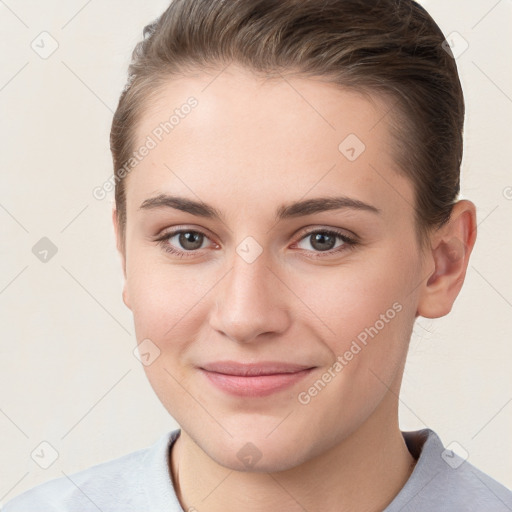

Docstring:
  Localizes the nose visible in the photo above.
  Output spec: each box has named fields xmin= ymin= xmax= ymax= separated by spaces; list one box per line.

xmin=208 ymin=249 xmax=291 ymax=344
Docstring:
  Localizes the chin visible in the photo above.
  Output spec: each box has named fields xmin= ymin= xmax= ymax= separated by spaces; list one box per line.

xmin=191 ymin=421 xmax=315 ymax=473
xmin=212 ymin=441 xmax=309 ymax=474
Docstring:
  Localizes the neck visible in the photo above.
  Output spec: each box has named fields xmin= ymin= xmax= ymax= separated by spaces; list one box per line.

xmin=169 ymin=394 xmax=417 ymax=512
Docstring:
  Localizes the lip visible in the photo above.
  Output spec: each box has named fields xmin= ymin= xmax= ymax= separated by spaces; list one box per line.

xmin=199 ymin=361 xmax=315 ymax=397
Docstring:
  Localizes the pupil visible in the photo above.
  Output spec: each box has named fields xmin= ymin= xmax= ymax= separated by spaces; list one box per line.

xmin=312 ymin=233 xmax=335 ymax=251
xmin=180 ymin=232 xmax=202 ymax=250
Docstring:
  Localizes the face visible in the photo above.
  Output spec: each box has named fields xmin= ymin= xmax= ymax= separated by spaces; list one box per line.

xmin=117 ymin=65 xmax=428 ymax=472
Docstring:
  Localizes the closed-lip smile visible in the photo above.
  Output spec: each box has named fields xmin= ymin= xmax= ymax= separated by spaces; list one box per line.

xmin=199 ymin=361 xmax=316 ymax=397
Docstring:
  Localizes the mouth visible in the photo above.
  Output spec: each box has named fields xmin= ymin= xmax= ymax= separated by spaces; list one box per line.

xmin=199 ymin=361 xmax=316 ymax=397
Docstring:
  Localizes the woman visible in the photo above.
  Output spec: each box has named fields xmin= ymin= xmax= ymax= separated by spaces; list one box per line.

xmin=3 ymin=0 xmax=511 ymax=510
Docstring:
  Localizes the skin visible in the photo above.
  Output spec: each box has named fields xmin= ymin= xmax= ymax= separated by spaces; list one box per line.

xmin=112 ymin=64 xmax=477 ymax=512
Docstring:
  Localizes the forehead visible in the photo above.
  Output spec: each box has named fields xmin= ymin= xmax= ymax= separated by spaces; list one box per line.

xmin=126 ymin=65 xmax=414 ymax=222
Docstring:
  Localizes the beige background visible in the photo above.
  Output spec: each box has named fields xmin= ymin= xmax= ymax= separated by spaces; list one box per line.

xmin=1 ymin=0 xmax=511 ymax=502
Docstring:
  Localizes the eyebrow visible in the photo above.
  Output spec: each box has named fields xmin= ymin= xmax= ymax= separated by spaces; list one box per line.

xmin=138 ymin=194 xmax=381 ymax=221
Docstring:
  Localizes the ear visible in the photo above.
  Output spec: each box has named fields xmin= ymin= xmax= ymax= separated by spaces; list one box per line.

xmin=112 ymin=208 xmax=131 ymax=310
xmin=416 ymin=200 xmax=477 ymax=319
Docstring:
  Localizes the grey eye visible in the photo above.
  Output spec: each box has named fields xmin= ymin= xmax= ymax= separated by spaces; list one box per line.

xmin=296 ymin=231 xmax=345 ymax=252
xmin=175 ymin=231 xmax=205 ymax=251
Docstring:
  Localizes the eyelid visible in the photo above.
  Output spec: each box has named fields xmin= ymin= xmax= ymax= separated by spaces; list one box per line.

xmin=152 ymin=226 xmax=215 ymax=259
xmin=291 ymin=227 xmax=358 ymax=258
xmin=293 ymin=224 xmax=358 ymax=243
xmin=155 ymin=224 xmax=216 ymax=243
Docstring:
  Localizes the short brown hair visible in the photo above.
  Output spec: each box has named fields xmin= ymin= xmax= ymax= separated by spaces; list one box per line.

xmin=110 ymin=0 xmax=464 ymax=253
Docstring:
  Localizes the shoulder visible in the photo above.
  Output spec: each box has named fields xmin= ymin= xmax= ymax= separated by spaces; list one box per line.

xmin=1 ymin=430 xmax=181 ymax=512
xmin=386 ymin=428 xmax=512 ymax=512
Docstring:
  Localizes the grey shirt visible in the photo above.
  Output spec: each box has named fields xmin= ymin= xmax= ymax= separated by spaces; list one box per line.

xmin=2 ymin=428 xmax=511 ymax=511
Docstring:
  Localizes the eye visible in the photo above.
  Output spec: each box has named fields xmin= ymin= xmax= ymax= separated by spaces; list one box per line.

xmin=155 ymin=228 xmax=216 ymax=258
xmin=293 ymin=228 xmax=358 ymax=258
xmin=154 ymin=226 xmax=358 ymax=260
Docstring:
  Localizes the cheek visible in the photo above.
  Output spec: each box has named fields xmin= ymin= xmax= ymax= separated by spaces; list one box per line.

xmin=291 ymin=263 xmax=415 ymax=441
xmin=125 ymin=254 xmax=221 ymax=372
xmin=292 ymin=248 xmax=418 ymax=409
xmin=125 ymin=240 xmax=198 ymax=325
xmin=127 ymin=264 xmax=208 ymax=402
xmin=294 ymin=256 xmax=410 ymax=348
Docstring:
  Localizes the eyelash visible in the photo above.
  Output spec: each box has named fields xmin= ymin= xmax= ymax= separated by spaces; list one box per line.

xmin=154 ymin=227 xmax=358 ymax=260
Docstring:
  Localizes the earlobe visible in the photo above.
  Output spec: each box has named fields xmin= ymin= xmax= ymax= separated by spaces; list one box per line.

xmin=112 ymin=208 xmax=131 ymax=309
xmin=122 ymin=285 xmax=131 ymax=310
xmin=417 ymin=200 xmax=477 ymax=319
